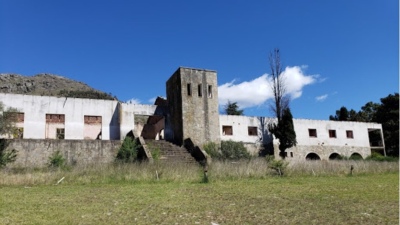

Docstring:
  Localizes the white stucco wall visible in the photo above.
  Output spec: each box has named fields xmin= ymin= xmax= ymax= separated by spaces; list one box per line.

xmin=0 ymin=93 xmax=119 ymax=140
xmin=119 ymin=103 xmax=158 ymax=138
xmin=219 ymin=115 xmax=275 ymax=146
xmin=218 ymin=115 xmax=383 ymax=159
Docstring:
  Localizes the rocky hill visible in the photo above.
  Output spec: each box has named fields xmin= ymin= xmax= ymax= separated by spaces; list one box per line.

xmin=0 ymin=73 xmax=115 ymax=100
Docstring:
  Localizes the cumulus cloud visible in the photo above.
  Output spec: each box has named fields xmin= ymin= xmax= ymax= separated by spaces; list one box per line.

xmin=126 ymin=98 xmax=141 ymax=104
xmin=315 ymin=94 xmax=328 ymax=102
xmin=218 ymin=66 xmax=317 ymax=109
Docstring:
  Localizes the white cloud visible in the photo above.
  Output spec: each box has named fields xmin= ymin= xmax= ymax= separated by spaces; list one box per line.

xmin=218 ymin=66 xmax=317 ymax=109
xmin=315 ymin=94 xmax=328 ymax=102
xmin=148 ymin=97 xmax=157 ymax=104
xmin=126 ymin=98 xmax=141 ymax=104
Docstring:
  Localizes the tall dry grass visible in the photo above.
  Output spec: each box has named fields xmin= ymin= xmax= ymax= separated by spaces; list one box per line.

xmin=0 ymin=159 xmax=398 ymax=186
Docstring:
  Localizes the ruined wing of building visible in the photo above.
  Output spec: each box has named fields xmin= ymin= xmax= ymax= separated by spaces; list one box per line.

xmin=0 ymin=67 xmax=385 ymax=166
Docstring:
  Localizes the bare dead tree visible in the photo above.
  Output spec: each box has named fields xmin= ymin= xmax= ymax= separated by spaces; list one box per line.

xmin=269 ymin=48 xmax=289 ymax=121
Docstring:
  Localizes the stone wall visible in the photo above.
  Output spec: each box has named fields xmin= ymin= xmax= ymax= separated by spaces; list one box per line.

xmin=5 ymin=139 xmax=121 ymax=167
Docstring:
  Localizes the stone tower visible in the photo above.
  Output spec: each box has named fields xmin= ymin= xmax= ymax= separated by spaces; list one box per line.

xmin=166 ymin=67 xmax=220 ymax=147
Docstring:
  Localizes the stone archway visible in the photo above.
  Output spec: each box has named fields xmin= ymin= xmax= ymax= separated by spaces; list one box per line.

xmin=329 ymin=153 xmax=342 ymax=160
xmin=349 ymin=152 xmax=363 ymax=160
xmin=306 ymin=153 xmax=321 ymax=160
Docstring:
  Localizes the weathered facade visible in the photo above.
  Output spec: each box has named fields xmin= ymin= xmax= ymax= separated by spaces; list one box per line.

xmin=166 ymin=67 xmax=220 ymax=147
xmin=0 ymin=66 xmax=385 ymax=165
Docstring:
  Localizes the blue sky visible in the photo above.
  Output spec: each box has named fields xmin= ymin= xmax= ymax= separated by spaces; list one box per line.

xmin=1 ymin=1 xmax=398 ymax=120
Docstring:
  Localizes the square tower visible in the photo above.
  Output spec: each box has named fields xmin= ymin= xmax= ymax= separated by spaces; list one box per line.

xmin=166 ymin=67 xmax=220 ymax=147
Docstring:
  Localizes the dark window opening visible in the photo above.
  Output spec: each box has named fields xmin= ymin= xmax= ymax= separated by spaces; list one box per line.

xmin=346 ymin=130 xmax=354 ymax=139
xmin=198 ymin=84 xmax=202 ymax=97
xmin=308 ymin=129 xmax=317 ymax=137
xmin=248 ymin=126 xmax=258 ymax=136
xmin=208 ymin=85 xmax=212 ymax=98
xmin=56 ymin=128 xmax=65 ymax=139
xmin=329 ymin=130 xmax=336 ymax=138
xmin=290 ymin=152 xmax=293 ymax=157
xmin=222 ymin=126 xmax=233 ymax=135
xmin=187 ymin=83 xmax=192 ymax=96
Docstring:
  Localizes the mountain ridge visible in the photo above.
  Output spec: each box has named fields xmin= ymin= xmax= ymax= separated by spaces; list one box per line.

xmin=0 ymin=73 xmax=116 ymax=100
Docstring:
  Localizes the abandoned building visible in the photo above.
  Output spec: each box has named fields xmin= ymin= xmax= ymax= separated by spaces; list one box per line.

xmin=0 ymin=67 xmax=386 ymax=167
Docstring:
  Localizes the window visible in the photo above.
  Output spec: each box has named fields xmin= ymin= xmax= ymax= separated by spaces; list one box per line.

xmin=56 ymin=128 xmax=65 ymax=139
xmin=187 ymin=83 xmax=192 ymax=96
xmin=329 ymin=130 xmax=336 ymax=138
xmin=308 ymin=129 xmax=317 ymax=137
xmin=198 ymin=84 xmax=202 ymax=97
xmin=346 ymin=130 xmax=354 ymax=139
xmin=84 ymin=115 xmax=102 ymax=124
xmin=14 ymin=128 xmax=23 ymax=139
xmin=290 ymin=152 xmax=293 ymax=157
xmin=208 ymin=85 xmax=212 ymax=98
xmin=222 ymin=126 xmax=233 ymax=135
xmin=46 ymin=114 xmax=65 ymax=123
xmin=248 ymin=126 xmax=258 ymax=136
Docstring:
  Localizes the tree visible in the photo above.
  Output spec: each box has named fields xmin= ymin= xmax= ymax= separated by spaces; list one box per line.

xmin=224 ymin=100 xmax=244 ymax=115
xmin=269 ymin=108 xmax=297 ymax=159
xmin=0 ymin=102 xmax=18 ymax=136
xmin=374 ymin=93 xmax=399 ymax=157
xmin=0 ymin=102 xmax=19 ymax=167
xmin=267 ymin=49 xmax=296 ymax=159
xmin=268 ymin=48 xmax=289 ymax=121
xmin=328 ymin=93 xmax=399 ymax=157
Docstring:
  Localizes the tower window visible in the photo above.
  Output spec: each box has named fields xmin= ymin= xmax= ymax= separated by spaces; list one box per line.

xmin=208 ymin=85 xmax=212 ymax=98
xmin=198 ymin=84 xmax=202 ymax=97
xmin=187 ymin=83 xmax=192 ymax=96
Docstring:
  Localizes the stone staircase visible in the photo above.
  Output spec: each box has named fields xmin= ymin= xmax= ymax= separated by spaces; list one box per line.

xmin=144 ymin=139 xmax=198 ymax=164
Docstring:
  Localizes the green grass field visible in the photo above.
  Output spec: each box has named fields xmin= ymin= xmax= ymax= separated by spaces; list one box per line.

xmin=0 ymin=161 xmax=398 ymax=224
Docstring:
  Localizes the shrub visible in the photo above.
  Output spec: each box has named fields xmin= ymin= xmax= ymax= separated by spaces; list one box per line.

xmin=0 ymin=139 xmax=17 ymax=168
xmin=203 ymin=142 xmax=221 ymax=158
xmin=268 ymin=159 xmax=288 ymax=176
xmin=48 ymin=150 xmax=66 ymax=168
xmin=220 ymin=140 xmax=251 ymax=160
xmin=116 ymin=136 xmax=140 ymax=163
xmin=148 ymin=144 xmax=161 ymax=161
xmin=366 ymin=152 xmax=398 ymax=162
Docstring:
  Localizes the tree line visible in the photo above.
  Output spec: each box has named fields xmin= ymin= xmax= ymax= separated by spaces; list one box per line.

xmin=329 ymin=93 xmax=399 ymax=157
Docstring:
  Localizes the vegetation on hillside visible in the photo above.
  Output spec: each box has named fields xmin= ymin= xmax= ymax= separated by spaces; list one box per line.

xmin=58 ymin=90 xmax=116 ymax=100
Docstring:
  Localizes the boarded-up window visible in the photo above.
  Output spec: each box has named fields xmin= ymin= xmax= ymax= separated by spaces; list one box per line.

xmin=346 ymin=130 xmax=354 ymax=139
xmin=308 ymin=129 xmax=317 ymax=137
xmin=248 ymin=126 xmax=258 ymax=136
xmin=46 ymin=114 xmax=65 ymax=123
xmin=329 ymin=130 xmax=336 ymax=138
xmin=222 ymin=126 xmax=233 ymax=135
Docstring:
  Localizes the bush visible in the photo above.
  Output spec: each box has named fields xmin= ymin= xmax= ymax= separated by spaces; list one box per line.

xmin=116 ymin=137 xmax=140 ymax=163
xmin=148 ymin=144 xmax=160 ymax=161
xmin=48 ymin=150 xmax=66 ymax=168
xmin=0 ymin=139 xmax=17 ymax=168
xmin=268 ymin=159 xmax=288 ymax=176
xmin=366 ymin=152 xmax=398 ymax=162
xmin=220 ymin=140 xmax=251 ymax=160
xmin=203 ymin=142 xmax=221 ymax=158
